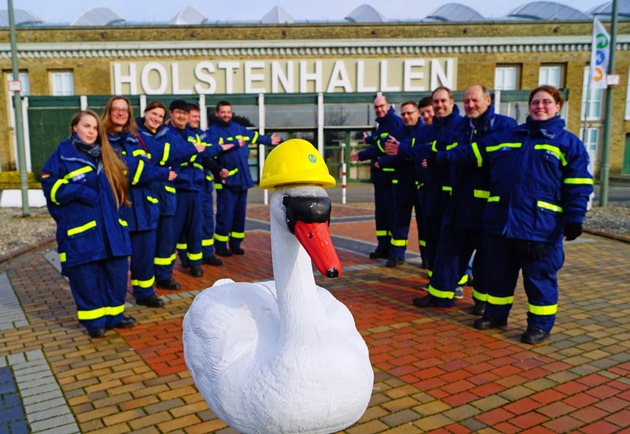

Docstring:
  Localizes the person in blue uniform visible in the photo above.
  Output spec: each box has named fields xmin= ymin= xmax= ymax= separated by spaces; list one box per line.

xmin=436 ymin=85 xmax=593 ymax=344
xmin=168 ymin=100 xmax=232 ymax=274
xmin=184 ymin=103 xmax=223 ymax=267
xmin=418 ymin=96 xmax=434 ymax=131
xmin=388 ymin=87 xmax=465 ymax=279
xmin=412 ymin=85 xmax=517 ymax=312
xmin=415 ymin=96 xmax=434 ymax=268
xmin=207 ymin=100 xmax=281 ymax=256
xmin=102 ymin=96 xmax=176 ymax=309
xmin=137 ymin=101 xmax=206 ymax=291
xmin=350 ymin=95 xmax=404 ymax=260
xmin=378 ymin=101 xmax=425 ymax=267
xmin=419 ymin=87 xmax=466 ymax=279
xmin=41 ymin=110 xmax=135 ymax=338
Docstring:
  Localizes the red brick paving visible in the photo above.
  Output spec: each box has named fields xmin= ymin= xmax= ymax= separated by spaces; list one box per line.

xmin=2 ymin=201 xmax=630 ymax=433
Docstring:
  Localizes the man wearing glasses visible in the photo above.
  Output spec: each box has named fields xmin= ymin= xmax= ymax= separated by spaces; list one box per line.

xmin=350 ymin=95 xmax=403 ymax=260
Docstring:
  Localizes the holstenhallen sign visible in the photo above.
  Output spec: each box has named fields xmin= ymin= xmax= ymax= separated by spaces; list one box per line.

xmin=111 ymin=58 xmax=457 ymax=95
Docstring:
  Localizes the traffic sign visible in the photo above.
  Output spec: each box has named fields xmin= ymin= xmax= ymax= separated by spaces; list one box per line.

xmin=606 ymin=74 xmax=621 ymax=86
xmin=8 ymin=80 xmax=21 ymax=92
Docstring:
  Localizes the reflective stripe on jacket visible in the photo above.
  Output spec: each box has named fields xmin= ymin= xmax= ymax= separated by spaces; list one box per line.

xmin=40 ymin=139 xmax=131 ymax=271
xmin=167 ymin=124 xmax=206 ymax=192
xmin=444 ymin=105 xmax=518 ymax=229
xmin=378 ymin=121 xmax=425 ymax=206
xmin=439 ymin=115 xmax=593 ymax=242
xmin=403 ymin=105 xmax=465 ymax=218
xmin=358 ymin=106 xmax=404 ymax=185
xmin=109 ymin=131 xmax=170 ymax=231
xmin=139 ymin=123 xmax=198 ymax=215
xmin=207 ymin=120 xmax=272 ymax=191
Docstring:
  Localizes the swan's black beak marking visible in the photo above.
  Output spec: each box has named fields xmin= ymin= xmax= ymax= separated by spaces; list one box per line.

xmin=283 ymin=195 xmax=342 ymax=278
xmin=283 ymin=196 xmax=331 ymax=234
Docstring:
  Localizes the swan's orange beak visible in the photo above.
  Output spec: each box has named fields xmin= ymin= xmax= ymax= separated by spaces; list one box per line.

xmin=294 ymin=221 xmax=342 ymax=278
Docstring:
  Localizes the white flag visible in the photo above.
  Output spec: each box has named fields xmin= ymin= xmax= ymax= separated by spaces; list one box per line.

xmin=590 ymin=17 xmax=610 ymax=89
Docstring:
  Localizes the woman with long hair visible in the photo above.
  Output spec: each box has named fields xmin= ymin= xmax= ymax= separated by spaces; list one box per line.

xmin=41 ymin=110 xmax=135 ymax=338
xmin=102 ymin=96 xmax=176 ymax=309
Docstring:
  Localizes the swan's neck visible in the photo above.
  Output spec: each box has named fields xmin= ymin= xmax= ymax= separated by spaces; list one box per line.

xmin=271 ymin=215 xmax=327 ymax=333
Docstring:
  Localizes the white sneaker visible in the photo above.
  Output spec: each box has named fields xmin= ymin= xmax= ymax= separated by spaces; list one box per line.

xmin=454 ymin=286 xmax=464 ymax=299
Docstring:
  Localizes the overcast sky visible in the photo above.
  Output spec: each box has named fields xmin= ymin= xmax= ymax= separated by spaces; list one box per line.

xmin=21 ymin=0 xmax=608 ymax=24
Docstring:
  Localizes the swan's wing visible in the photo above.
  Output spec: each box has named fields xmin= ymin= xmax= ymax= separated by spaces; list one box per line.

xmin=183 ymin=282 xmax=279 ymax=385
xmin=211 ymin=278 xmax=235 ymax=287
xmin=255 ymin=280 xmax=277 ymax=298
xmin=315 ymin=286 xmax=360 ymax=329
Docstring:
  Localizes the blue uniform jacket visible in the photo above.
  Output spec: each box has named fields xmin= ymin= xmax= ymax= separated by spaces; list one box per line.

xmin=41 ymin=137 xmax=131 ymax=271
xmin=187 ymin=125 xmax=223 ymax=190
xmin=109 ymin=131 xmax=170 ymax=232
xmin=137 ymin=121 xmax=174 ymax=215
xmin=359 ymin=106 xmax=404 ymax=185
xmin=168 ymin=125 xmax=222 ymax=193
xmin=138 ymin=121 xmax=197 ymax=215
xmin=438 ymin=115 xmax=594 ymax=242
xmin=207 ymin=120 xmax=273 ymax=191
xmin=400 ymin=105 xmax=465 ymax=217
xmin=378 ymin=121 xmax=425 ymax=206
xmin=443 ymin=106 xmax=518 ymax=228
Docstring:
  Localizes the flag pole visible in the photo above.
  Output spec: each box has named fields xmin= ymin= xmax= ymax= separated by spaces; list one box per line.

xmin=600 ymin=0 xmax=618 ymax=207
xmin=582 ymin=55 xmax=592 ymax=146
xmin=8 ymin=0 xmax=29 ymax=216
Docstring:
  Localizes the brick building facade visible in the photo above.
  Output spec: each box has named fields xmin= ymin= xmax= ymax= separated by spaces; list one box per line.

xmin=1 ymin=20 xmax=629 ymax=176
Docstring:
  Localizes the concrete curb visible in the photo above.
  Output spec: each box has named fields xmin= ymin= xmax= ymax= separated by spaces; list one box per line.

xmin=0 ymin=237 xmax=56 ymax=265
xmin=583 ymin=227 xmax=630 ymax=243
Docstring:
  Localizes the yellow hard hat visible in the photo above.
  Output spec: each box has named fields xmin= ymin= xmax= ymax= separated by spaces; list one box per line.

xmin=259 ymin=139 xmax=336 ymax=189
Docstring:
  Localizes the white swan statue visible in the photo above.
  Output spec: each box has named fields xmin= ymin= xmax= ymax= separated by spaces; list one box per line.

xmin=183 ymin=139 xmax=374 ymax=434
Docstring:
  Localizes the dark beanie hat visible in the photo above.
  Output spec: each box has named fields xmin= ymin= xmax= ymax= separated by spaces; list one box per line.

xmin=169 ymin=99 xmax=190 ymax=112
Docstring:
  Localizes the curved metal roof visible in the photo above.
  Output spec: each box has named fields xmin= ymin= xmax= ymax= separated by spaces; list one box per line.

xmin=168 ymin=6 xmax=207 ymax=25
xmin=508 ymin=1 xmax=590 ymax=20
xmin=588 ymin=0 xmax=630 ymax=17
xmin=18 ymin=1 xmax=627 ymax=27
xmin=425 ymin=3 xmax=485 ymax=22
xmin=71 ymin=7 xmax=125 ymax=26
xmin=0 ymin=9 xmax=44 ymax=27
xmin=344 ymin=4 xmax=386 ymax=23
xmin=261 ymin=6 xmax=294 ymax=24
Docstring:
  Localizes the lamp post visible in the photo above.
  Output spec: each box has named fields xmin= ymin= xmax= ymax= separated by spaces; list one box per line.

xmin=600 ymin=0 xmax=619 ymax=207
xmin=7 ymin=0 xmax=29 ymax=216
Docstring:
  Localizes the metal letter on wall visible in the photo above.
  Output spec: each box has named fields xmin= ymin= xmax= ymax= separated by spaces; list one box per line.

xmin=110 ymin=58 xmax=458 ymax=95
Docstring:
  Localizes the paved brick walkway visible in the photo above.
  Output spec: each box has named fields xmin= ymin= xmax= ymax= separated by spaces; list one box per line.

xmin=0 ymin=200 xmax=629 ymax=433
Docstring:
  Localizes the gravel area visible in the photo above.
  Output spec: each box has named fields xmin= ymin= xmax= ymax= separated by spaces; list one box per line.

xmin=583 ymin=201 xmax=630 ymax=238
xmin=0 ymin=201 xmax=628 ymax=259
xmin=0 ymin=207 xmax=57 ymax=258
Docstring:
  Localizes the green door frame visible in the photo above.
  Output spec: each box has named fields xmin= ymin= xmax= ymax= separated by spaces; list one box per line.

xmin=623 ymin=134 xmax=630 ymax=174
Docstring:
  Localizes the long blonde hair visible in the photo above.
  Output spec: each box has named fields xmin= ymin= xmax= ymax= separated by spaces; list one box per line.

xmin=70 ymin=110 xmax=130 ymax=207
xmin=101 ymin=96 xmax=138 ymax=136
